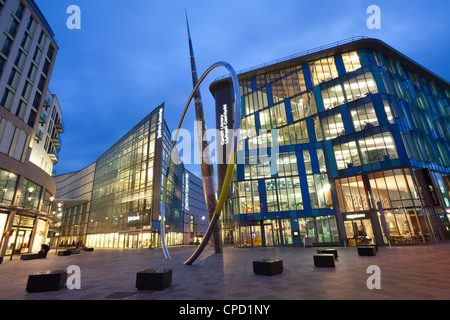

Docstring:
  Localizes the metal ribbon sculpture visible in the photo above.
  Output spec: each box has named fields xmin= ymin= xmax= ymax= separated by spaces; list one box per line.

xmin=186 ymin=14 xmax=222 ymax=254
xmin=160 ymin=61 xmax=241 ymax=264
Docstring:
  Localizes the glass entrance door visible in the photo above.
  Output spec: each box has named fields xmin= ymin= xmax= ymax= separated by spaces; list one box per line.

xmin=344 ymin=219 xmax=375 ymax=246
xmin=252 ymin=226 xmax=262 ymax=246
xmin=264 ymin=224 xmax=274 ymax=246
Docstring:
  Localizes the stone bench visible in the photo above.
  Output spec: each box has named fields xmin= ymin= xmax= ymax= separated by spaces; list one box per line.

xmin=313 ymin=254 xmax=335 ymax=267
xmin=26 ymin=270 xmax=67 ymax=293
xmin=83 ymin=247 xmax=94 ymax=252
xmin=21 ymin=252 xmax=45 ymax=260
xmin=253 ymin=259 xmax=283 ymax=276
xmin=57 ymin=250 xmax=71 ymax=256
xmin=358 ymin=244 xmax=378 ymax=251
xmin=68 ymin=249 xmax=80 ymax=254
xmin=317 ymin=249 xmax=338 ymax=259
xmin=136 ymin=269 xmax=172 ymax=290
xmin=357 ymin=246 xmax=377 ymax=256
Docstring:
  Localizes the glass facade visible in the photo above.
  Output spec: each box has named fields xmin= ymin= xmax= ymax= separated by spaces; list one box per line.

xmin=213 ymin=41 xmax=450 ymax=247
xmin=53 ymin=105 xmax=208 ymax=249
xmin=86 ymin=105 xmax=185 ymax=248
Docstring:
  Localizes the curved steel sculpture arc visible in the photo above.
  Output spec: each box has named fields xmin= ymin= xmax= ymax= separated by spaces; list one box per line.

xmin=160 ymin=61 xmax=241 ymax=264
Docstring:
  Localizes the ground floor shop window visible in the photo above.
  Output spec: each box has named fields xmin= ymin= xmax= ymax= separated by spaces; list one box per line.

xmin=235 ymin=215 xmax=338 ymax=247
xmin=379 ymin=208 xmax=433 ymax=244
xmin=84 ymin=232 xmax=181 ymax=249
xmin=344 ymin=217 xmax=375 ymax=246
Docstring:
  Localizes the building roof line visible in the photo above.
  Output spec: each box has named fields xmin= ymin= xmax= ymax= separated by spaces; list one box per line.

xmin=211 ymin=36 xmax=449 ymax=90
xmin=214 ymin=36 xmax=369 ymax=82
xmin=26 ymin=0 xmax=56 ymax=41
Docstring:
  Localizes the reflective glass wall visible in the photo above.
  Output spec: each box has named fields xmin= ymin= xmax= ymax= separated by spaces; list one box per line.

xmin=88 ymin=106 xmax=184 ymax=247
xmin=214 ymin=41 xmax=450 ymax=247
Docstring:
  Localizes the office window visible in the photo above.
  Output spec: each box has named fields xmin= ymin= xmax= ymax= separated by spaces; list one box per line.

xmin=309 ymin=57 xmax=339 ymax=86
xmin=334 ymin=141 xmax=361 ymax=169
xmin=321 ymin=112 xmax=345 ymax=139
xmin=383 ymin=100 xmax=396 ymax=124
xmin=322 ymin=83 xmax=345 ymax=110
xmin=265 ymin=177 xmax=303 ymax=212
xmin=317 ymin=149 xmax=327 ymax=173
xmin=243 ymin=90 xmax=268 ymax=115
xmin=276 ymin=152 xmax=298 ymax=177
xmin=291 ymin=91 xmax=317 ymax=121
xmin=358 ymin=132 xmax=398 ymax=164
xmin=313 ymin=116 xmax=324 ymax=142
xmin=271 ymin=68 xmax=306 ymax=103
xmin=303 ymin=150 xmax=312 ymax=174
xmin=278 ymin=120 xmax=309 ymax=146
xmin=307 ymin=174 xmax=332 ymax=209
xmin=234 ymin=180 xmax=260 ymax=214
xmin=321 ymin=72 xmax=379 ymax=110
xmin=342 ymin=51 xmax=362 ymax=73
xmin=343 ymin=72 xmax=378 ymax=103
xmin=351 ymin=102 xmax=378 ymax=132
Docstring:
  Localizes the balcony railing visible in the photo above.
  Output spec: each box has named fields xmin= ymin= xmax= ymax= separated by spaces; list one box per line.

xmin=48 ymin=149 xmax=60 ymax=164
xmin=51 ymin=134 xmax=62 ymax=147
xmin=54 ymin=119 xmax=65 ymax=133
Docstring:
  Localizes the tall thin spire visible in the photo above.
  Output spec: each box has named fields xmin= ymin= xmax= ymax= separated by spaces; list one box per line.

xmin=186 ymin=11 xmax=202 ymax=102
xmin=185 ymin=11 xmax=222 ymax=254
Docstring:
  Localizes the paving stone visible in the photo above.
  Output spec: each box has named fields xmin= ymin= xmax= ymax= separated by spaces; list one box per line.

xmin=0 ymin=244 xmax=449 ymax=300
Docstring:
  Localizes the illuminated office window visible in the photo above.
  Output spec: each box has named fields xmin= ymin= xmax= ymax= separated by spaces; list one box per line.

xmin=309 ymin=57 xmax=339 ymax=86
xmin=334 ymin=141 xmax=361 ymax=170
xmin=342 ymin=51 xmax=362 ymax=73
xmin=351 ymin=102 xmax=378 ymax=132
xmin=321 ymin=112 xmax=345 ymax=139
xmin=291 ymin=91 xmax=317 ymax=121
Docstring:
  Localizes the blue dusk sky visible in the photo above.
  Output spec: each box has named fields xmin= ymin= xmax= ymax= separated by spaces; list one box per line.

xmin=34 ymin=0 xmax=450 ymax=178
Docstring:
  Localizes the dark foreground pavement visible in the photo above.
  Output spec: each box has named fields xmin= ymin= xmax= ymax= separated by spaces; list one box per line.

xmin=0 ymin=243 xmax=449 ymax=301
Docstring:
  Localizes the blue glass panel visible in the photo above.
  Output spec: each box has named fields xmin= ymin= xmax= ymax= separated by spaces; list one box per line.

xmin=334 ymin=54 xmax=346 ymax=76
xmin=340 ymin=104 xmax=354 ymax=134
xmin=285 ymin=98 xmax=293 ymax=124
xmin=302 ymin=63 xmax=313 ymax=90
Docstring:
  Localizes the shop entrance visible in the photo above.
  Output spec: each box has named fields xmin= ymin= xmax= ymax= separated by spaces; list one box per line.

xmin=344 ymin=218 xmax=375 ymax=246
xmin=239 ymin=225 xmax=263 ymax=247
xmin=264 ymin=224 xmax=274 ymax=246
xmin=6 ymin=229 xmax=32 ymax=255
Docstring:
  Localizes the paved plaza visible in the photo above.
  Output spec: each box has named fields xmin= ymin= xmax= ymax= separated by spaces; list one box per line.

xmin=0 ymin=243 xmax=449 ymax=301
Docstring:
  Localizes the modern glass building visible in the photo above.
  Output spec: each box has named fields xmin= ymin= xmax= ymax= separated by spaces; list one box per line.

xmin=210 ymin=37 xmax=450 ymax=248
xmin=0 ymin=0 xmax=61 ymax=259
xmin=52 ymin=104 xmax=209 ymax=249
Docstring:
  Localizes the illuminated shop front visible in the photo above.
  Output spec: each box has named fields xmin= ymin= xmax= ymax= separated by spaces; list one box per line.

xmin=211 ymin=37 xmax=450 ymax=247
xmin=84 ymin=230 xmax=184 ymax=249
xmin=234 ymin=216 xmax=339 ymax=247
xmin=336 ymin=169 xmax=441 ymax=246
xmin=0 ymin=166 xmax=57 ymax=256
